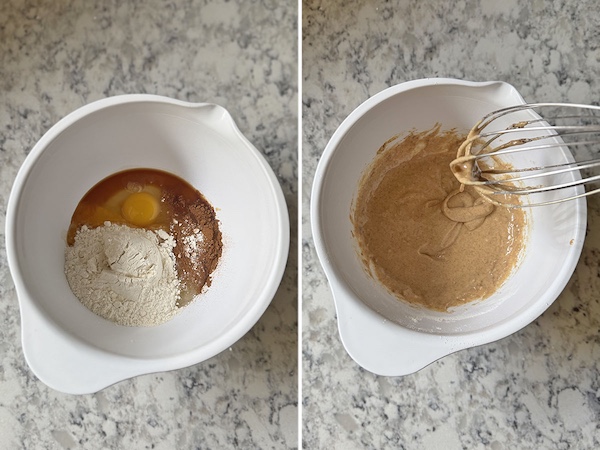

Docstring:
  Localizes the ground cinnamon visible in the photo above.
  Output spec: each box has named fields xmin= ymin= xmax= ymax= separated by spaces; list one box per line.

xmin=166 ymin=192 xmax=223 ymax=306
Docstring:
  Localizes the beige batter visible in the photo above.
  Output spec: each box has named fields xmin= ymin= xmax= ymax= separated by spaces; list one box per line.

xmin=352 ymin=126 xmax=527 ymax=311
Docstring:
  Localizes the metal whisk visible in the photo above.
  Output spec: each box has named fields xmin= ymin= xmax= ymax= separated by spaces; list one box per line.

xmin=450 ymin=103 xmax=600 ymax=207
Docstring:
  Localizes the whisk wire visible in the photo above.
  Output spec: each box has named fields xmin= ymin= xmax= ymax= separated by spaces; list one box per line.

xmin=452 ymin=103 xmax=600 ymax=207
xmin=491 ymin=172 xmax=600 ymax=196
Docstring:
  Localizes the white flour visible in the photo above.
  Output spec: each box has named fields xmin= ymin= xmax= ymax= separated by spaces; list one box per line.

xmin=65 ymin=222 xmax=181 ymax=326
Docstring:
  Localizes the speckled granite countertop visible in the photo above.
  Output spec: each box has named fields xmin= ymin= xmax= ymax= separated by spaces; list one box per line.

xmin=0 ymin=1 xmax=297 ymax=449
xmin=303 ymin=1 xmax=600 ymax=449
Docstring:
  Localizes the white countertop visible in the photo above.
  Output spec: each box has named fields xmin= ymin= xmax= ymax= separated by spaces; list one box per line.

xmin=0 ymin=1 xmax=297 ymax=448
xmin=302 ymin=1 xmax=600 ymax=449
xmin=4 ymin=0 xmax=600 ymax=448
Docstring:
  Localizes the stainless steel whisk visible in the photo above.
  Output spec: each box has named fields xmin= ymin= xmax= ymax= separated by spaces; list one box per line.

xmin=450 ymin=103 xmax=600 ymax=207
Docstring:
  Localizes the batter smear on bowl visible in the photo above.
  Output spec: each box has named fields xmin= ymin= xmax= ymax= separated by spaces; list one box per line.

xmin=351 ymin=126 xmax=527 ymax=311
xmin=65 ymin=168 xmax=222 ymax=326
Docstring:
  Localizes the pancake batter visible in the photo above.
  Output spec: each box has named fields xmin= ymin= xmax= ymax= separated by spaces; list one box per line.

xmin=352 ymin=126 xmax=527 ymax=311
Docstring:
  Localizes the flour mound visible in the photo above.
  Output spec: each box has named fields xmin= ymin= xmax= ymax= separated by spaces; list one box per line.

xmin=65 ymin=222 xmax=181 ymax=326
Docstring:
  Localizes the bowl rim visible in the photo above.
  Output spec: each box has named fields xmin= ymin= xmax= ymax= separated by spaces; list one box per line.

xmin=5 ymin=94 xmax=290 ymax=393
xmin=310 ymin=78 xmax=587 ymax=375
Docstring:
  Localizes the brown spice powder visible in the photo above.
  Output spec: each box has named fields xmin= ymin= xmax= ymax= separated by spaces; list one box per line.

xmin=166 ymin=192 xmax=223 ymax=306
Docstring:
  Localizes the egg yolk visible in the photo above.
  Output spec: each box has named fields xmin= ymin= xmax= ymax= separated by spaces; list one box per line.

xmin=121 ymin=192 xmax=160 ymax=226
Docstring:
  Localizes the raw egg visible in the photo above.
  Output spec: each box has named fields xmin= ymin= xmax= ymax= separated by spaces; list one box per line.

xmin=121 ymin=192 xmax=160 ymax=226
xmin=67 ymin=169 xmax=175 ymax=244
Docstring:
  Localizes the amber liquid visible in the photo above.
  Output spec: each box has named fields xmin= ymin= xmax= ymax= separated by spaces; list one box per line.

xmin=68 ymin=168 xmax=204 ymax=244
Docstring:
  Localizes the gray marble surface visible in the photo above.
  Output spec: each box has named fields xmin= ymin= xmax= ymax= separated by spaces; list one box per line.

xmin=0 ymin=1 xmax=297 ymax=449
xmin=303 ymin=1 xmax=600 ymax=449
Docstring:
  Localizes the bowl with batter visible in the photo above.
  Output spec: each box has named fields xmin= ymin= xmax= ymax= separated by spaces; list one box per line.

xmin=311 ymin=79 xmax=586 ymax=376
xmin=6 ymin=95 xmax=289 ymax=393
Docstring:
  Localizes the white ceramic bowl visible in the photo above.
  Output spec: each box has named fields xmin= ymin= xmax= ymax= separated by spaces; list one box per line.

xmin=6 ymin=94 xmax=289 ymax=393
xmin=311 ymin=79 xmax=586 ymax=376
